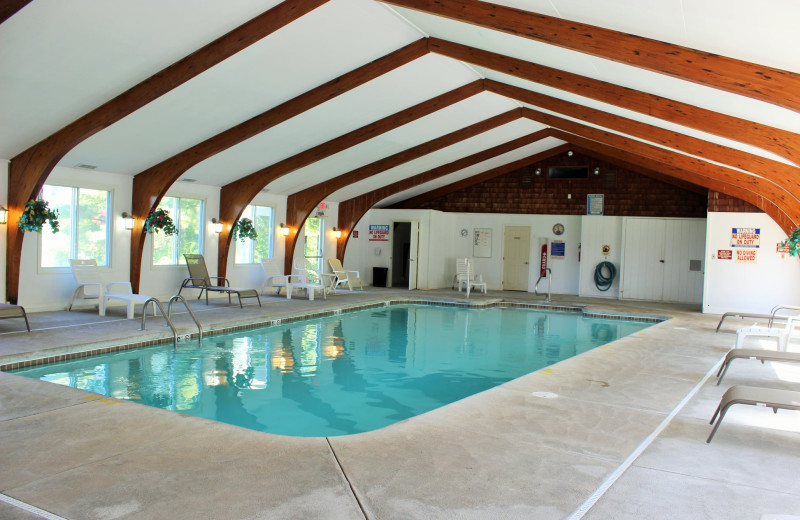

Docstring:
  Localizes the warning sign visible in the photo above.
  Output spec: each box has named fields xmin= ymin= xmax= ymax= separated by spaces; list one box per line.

xmin=731 ymin=227 xmax=760 ymax=248
xmin=550 ymin=240 xmax=565 ymax=259
xmin=777 ymin=242 xmax=790 ymax=253
xmin=735 ymin=249 xmax=758 ymax=263
xmin=368 ymin=225 xmax=389 ymax=241
xmin=717 ymin=250 xmax=732 ymax=260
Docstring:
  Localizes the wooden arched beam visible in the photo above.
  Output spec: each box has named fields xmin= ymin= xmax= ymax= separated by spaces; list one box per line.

xmin=129 ymin=39 xmax=430 ymax=291
xmin=5 ymin=0 xmax=328 ymax=303
xmin=487 ymin=81 xmax=800 ymax=206
xmin=431 ymin=38 xmax=800 ymax=166
xmin=217 ymin=80 xmax=485 ymax=276
xmin=337 ymin=133 xmax=560 ymax=259
xmin=283 ymin=109 xmax=523 ymax=274
xmin=564 ymin=137 xmax=795 ymax=232
xmin=523 ymin=109 xmax=800 ymax=229
xmin=551 ymin=129 xmax=800 ymax=231
xmin=0 ymin=0 xmax=32 ymax=24
xmin=385 ymin=0 xmax=800 ymax=112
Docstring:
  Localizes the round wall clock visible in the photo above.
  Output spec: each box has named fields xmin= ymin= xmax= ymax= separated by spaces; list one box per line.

xmin=552 ymin=223 xmax=565 ymax=236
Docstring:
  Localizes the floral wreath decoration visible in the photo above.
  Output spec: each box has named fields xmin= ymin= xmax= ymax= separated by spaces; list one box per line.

xmin=143 ymin=208 xmax=178 ymax=236
xmin=779 ymin=227 xmax=800 ymax=257
xmin=19 ymin=199 xmax=59 ymax=233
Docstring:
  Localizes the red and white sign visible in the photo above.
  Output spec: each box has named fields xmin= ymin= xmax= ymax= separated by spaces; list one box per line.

xmin=777 ymin=243 xmax=790 ymax=253
xmin=540 ymin=244 xmax=548 ymax=277
xmin=735 ymin=249 xmax=758 ymax=264
xmin=368 ymin=225 xmax=389 ymax=241
xmin=717 ymin=250 xmax=732 ymax=260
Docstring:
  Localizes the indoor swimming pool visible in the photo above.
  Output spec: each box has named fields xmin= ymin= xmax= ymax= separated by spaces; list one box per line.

xmin=11 ymin=303 xmax=656 ymax=436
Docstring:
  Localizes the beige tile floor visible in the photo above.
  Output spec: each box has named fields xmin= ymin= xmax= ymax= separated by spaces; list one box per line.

xmin=1 ymin=288 xmax=799 ymax=519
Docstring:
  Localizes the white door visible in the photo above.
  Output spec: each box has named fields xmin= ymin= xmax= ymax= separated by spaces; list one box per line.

xmin=621 ymin=218 xmax=666 ymax=301
xmin=662 ymin=219 xmax=706 ymax=303
xmin=408 ymin=221 xmax=419 ymax=290
xmin=503 ymin=226 xmax=531 ymax=291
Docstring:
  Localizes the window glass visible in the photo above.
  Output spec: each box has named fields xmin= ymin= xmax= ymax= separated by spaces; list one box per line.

xmin=40 ymin=185 xmax=110 ymax=268
xmin=152 ymin=196 xmax=204 ymax=265
xmin=235 ymin=205 xmax=275 ymax=264
xmin=303 ymin=217 xmax=323 ymax=274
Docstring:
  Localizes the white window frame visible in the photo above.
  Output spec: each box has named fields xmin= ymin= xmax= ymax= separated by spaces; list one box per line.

xmin=150 ymin=196 xmax=206 ymax=267
xmin=234 ymin=204 xmax=275 ymax=264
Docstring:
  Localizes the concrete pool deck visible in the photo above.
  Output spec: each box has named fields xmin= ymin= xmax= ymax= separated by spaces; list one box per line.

xmin=1 ymin=288 xmax=799 ymax=519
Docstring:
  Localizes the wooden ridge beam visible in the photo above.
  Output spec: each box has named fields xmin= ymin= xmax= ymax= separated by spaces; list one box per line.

xmin=5 ymin=0 xmax=329 ymax=303
xmin=335 ymin=129 xmax=551 ymax=259
xmin=558 ymin=132 xmax=794 ymax=232
xmin=431 ymin=38 xmax=800 ymax=166
xmin=130 ymin=38 xmax=430 ymax=291
xmin=283 ymin=108 xmax=523 ymax=274
xmin=386 ymin=0 xmax=800 ymax=112
xmin=217 ymin=79 xmax=484 ymax=276
xmin=487 ymin=80 xmax=800 ymax=206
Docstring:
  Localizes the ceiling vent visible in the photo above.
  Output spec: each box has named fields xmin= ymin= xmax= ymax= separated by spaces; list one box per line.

xmin=521 ymin=170 xmax=533 ymax=187
xmin=180 ymin=178 xmax=197 ymax=183
xmin=74 ymin=163 xmax=97 ymax=170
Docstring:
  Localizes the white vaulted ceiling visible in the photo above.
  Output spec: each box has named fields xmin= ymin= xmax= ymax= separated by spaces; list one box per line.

xmin=1 ymin=0 xmax=799 ymax=217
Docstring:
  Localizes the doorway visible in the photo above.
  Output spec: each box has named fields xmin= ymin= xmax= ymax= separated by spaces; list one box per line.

xmin=391 ymin=221 xmax=419 ymax=289
xmin=503 ymin=226 xmax=531 ymax=291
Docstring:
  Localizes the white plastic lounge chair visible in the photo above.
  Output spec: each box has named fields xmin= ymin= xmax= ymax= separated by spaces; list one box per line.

xmin=456 ymin=258 xmax=486 ymax=297
xmin=0 ymin=303 xmax=30 ymax=332
xmin=260 ymin=258 xmax=293 ymax=297
xmin=179 ymin=254 xmax=261 ymax=308
xmin=735 ymin=312 xmax=800 ymax=351
xmin=328 ymin=258 xmax=363 ymax=292
xmin=69 ymin=259 xmax=154 ymax=318
xmin=716 ymin=304 xmax=800 ymax=333
xmin=289 ymin=267 xmax=333 ymax=300
xmin=707 ymin=385 xmax=800 ymax=442
xmin=716 ymin=348 xmax=800 ymax=385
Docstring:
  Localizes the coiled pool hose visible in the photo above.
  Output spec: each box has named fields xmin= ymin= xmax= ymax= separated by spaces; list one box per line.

xmin=594 ymin=261 xmax=616 ymax=292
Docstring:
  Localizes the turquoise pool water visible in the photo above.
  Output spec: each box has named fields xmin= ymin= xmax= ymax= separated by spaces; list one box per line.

xmin=12 ymin=304 xmax=654 ymax=436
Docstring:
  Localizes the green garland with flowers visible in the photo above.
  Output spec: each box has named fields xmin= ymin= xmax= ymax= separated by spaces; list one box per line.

xmin=779 ymin=227 xmax=800 ymax=257
xmin=143 ymin=208 xmax=178 ymax=236
xmin=19 ymin=199 xmax=59 ymax=233
xmin=231 ymin=217 xmax=257 ymax=242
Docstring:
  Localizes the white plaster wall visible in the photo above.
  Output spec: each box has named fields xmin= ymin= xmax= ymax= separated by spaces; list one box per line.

xmin=17 ymin=166 xmax=134 ymax=310
xmin=578 ymin=216 xmax=623 ymax=299
xmin=703 ymin=212 xmax=800 ymax=314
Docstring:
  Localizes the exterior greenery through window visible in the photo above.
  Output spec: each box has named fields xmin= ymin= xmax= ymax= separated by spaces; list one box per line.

xmin=303 ymin=217 xmax=323 ymax=274
xmin=40 ymin=185 xmax=110 ymax=268
xmin=152 ymin=197 xmax=203 ymax=265
xmin=235 ymin=205 xmax=274 ymax=264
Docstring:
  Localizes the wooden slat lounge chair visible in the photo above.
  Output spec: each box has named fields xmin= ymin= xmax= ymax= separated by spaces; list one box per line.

xmin=716 ymin=348 xmax=800 ymax=385
xmin=0 ymin=303 xmax=30 ymax=332
xmin=179 ymin=254 xmax=261 ymax=308
xmin=707 ymin=385 xmax=800 ymax=442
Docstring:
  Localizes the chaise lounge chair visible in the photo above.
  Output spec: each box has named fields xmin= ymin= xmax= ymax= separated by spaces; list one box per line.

xmin=179 ymin=254 xmax=261 ymax=307
xmin=328 ymin=258 xmax=363 ymax=292
xmin=68 ymin=259 xmax=156 ymax=319
xmin=716 ymin=304 xmax=800 ymax=333
xmin=456 ymin=258 xmax=486 ymax=297
xmin=707 ymin=385 xmax=800 ymax=442
xmin=735 ymin=311 xmax=800 ymax=351
xmin=260 ymin=258 xmax=293 ymax=298
xmin=716 ymin=348 xmax=800 ymax=385
xmin=0 ymin=303 xmax=30 ymax=332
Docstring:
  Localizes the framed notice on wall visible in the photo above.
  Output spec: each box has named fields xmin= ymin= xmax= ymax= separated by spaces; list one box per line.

xmin=473 ymin=228 xmax=492 ymax=258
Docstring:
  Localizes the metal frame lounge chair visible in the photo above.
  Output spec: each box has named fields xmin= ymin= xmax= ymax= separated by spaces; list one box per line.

xmin=0 ymin=303 xmax=30 ymax=332
xmin=716 ymin=304 xmax=800 ymax=333
xmin=69 ymin=259 xmax=155 ymax=318
xmin=707 ymin=385 xmax=800 ymax=442
xmin=327 ymin=257 xmax=363 ymax=292
xmin=716 ymin=348 xmax=800 ymax=385
xmin=179 ymin=254 xmax=261 ymax=308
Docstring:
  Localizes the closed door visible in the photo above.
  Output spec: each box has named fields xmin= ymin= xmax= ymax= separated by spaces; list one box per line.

xmin=621 ymin=218 xmax=666 ymax=301
xmin=503 ymin=226 xmax=531 ymax=291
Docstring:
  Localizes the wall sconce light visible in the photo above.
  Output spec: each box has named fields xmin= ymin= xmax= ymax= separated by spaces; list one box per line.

xmin=0 ymin=205 xmax=7 ymax=225
xmin=121 ymin=212 xmax=135 ymax=230
xmin=332 ymin=227 xmax=342 ymax=239
xmin=567 ymin=150 xmax=574 ymax=157
xmin=594 ymin=167 xmax=600 ymax=175
xmin=279 ymin=223 xmax=290 ymax=237
xmin=211 ymin=218 xmax=223 ymax=234
xmin=534 ymin=168 xmax=541 ymax=176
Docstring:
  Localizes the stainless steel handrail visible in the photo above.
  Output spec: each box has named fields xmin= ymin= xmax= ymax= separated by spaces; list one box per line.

xmin=167 ymin=294 xmax=203 ymax=341
xmin=534 ymin=268 xmax=552 ymax=303
xmin=139 ymin=297 xmax=179 ymax=346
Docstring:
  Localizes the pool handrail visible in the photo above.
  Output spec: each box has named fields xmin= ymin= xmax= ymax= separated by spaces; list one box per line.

xmin=535 ymin=268 xmax=552 ymax=303
xmin=167 ymin=294 xmax=203 ymax=342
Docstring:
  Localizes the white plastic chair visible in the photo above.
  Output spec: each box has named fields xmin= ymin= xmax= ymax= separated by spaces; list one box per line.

xmin=736 ymin=313 xmax=800 ymax=351
xmin=68 ymin=259 xmax=155 ymax=318
xmin=327 ymin=258 xmax=363 ymax=292
xmin=260 ymin=258 xmax=293 ymax=297
xmin=456 ymin=258 xmax=486 ymax=297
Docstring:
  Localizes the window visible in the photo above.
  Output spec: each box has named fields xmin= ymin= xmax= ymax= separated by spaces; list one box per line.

xmin=234 ymin=205 xmax=274 ymax=264
xmin=40 ymin=185 xmax=111 ymax=268
xmin=152 ymin=196 xmax=204 ymax=265
xmin=303 ymin=217 xmax=324 ymax=274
